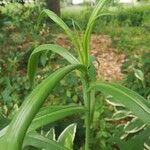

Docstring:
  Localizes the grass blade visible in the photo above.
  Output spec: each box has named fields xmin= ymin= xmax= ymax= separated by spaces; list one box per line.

xmin=83 ymin=0 xmax=108 ymax=65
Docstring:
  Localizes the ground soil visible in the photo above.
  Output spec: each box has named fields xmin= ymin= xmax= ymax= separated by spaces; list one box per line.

xmin=55 ymin=33 xmax=125 ymax=81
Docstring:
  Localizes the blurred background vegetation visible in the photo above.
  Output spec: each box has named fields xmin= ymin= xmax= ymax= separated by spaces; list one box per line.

xmin=0 ymin=0 xmax=150 ymax=149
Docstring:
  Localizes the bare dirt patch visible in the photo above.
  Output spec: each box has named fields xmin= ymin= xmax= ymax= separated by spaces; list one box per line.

xmin=90 ymin=34 xmax=125 ymax=81
xmin=55 ymin=34 xmax=125 ymax=81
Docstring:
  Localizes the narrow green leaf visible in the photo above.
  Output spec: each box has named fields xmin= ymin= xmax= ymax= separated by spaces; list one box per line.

xmin=28 ymin=44 xmax=79 ymax=86
xmin=23 ymin=131 xmax=68 ymax=150
xmin=2 ymin=64 xmax=85 ymax=150
xmin=83 ymin=0 xmax=108 ymax=65
xmin=38 ymin=9 xmax=73 ymax=40
xmin=29 ymin=105 xmax=85 ymax=131
xmin=38 ymin=9 xmax=84 ymax=63
xmin=45 ymin=128 xmax=56 ymax=141
xmin=111 ymin=83 xmax=150 ymax=108
xmin=36 ymin=105 xmax=78 ymax=117
xmin=57 ymin=123 xmax=77 ymax=150
xmin=112 ymin=110 xmax=133 ymax=120
xmin=124 ymin=118 xmax=145 ymax=133
xmin=89 ymin=82 xmax=150 ymax=126
xmin=71 ymin=19 xmax=82 ymax=32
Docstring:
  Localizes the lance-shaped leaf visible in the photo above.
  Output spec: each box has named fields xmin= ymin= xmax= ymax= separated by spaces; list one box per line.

xmin=23 ymin=131 xmax=68 ymax=150
xmin=38 ymin=9 xmax=84 ymax=63
xmin=57 ymin=123 xmax=77 ymax=150
xmin=28 ymin=44 xmax=79 ymax=86
xmin=38 ymin=9 xmax=73 ymax=41
xmin=89 ymin=82 xmax=150 ymax=126
xmin=83 ymin=0 xmax=108 ymax=65
xmin=134 ymin=68 xmax=144 ymax=82
xmin=45 ymin=128 xmax=56 ymax=141
xmin=0 ymin=105 xmax=85 ymax=137
xmin=29 ymin=105 xmax=85 ymax=131
xmin=1 ymin=64 xmax=85 ymax=150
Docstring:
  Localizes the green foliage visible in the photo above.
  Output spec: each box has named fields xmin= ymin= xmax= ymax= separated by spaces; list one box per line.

xmin=89 ymin=82 xmax=150 ymax=126
xmin=23 ymin=123 xmax=77 ymax=150
xmin=0 ymin=64 xmax=85 ymax=150
xmin=28 ymin=44 xmax=79 ymax=86
xmin=90 ymin=96 xmax=112 ymax=150
xmin=105 ymin=52 xmax=150 ymax=149
xmin=61 ymin=4 xmax=150 ymax=54
xmin=0 ymin=2 xmax=41 ymax=28
xmin=57 ymin=123 xmax=77 ymax=149
xmin=106 ymin=99 xmax=150 ymax=149
xmin=0 ymin=2 xmax=53 ymax=119
xmin=115 ymin=5 xmax=150 ymax=27
xmin=0 ymin=1 xmax=150 ymax=150
xmin=0 ymin=52 xmax=30 ymax=125
xmin=24 ymin=131 xmax=68 ymax=150
xmin=122 ymin=52 xmax=150 ymax=99
xmin=29 ymin=105 xmax=85 ymax=132
xmin=62 ymin=4 xmax=150 ymax=28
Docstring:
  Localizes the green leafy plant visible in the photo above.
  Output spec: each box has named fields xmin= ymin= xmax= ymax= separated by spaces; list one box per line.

xmin=122 ymin=52 xmax=150 ymax=99
xmin=107 ymin=52 xmax=150 ymax=149
xmin=106 ymin=98 xmax=150 ymax=150
xmin=23 ymin=123 xmax=77 ymax=150
xmin=0 ymin=0 xmax=150 ymax=150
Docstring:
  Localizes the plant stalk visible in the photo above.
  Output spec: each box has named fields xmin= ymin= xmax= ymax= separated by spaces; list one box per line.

xmin=85 ymin=95 xmax=91 ymax=150
xmin=82 ymin=76 xmax=91 ymax=150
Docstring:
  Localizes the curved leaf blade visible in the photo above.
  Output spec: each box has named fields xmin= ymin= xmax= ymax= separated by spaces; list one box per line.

xmin=83 ymin=0 xmax=108 ymax=65
xmin=111 ymin=83 xmax=150 ymax=108
xmin=23 ymin=131 xmax=68 ymax=150
xmin=29 ymin=105 xmax=85 ymax=131
xmin=28 ymin=44 xmax=79 ymax=86
xmin=89 ymin=82 xmax=150 ymax=126
xmin=45 ymin=128 xmax=56 ymax=141
xmin=38 ymin=9 xmax=73 ymax=40
xmin=38 ymin=9 xmax=84 ymax=64
xmin=2 ymin=64 xmax=85 ymax=150
xmin=57 ymin=123 xmax=77 ymax=150
xmin=0 ymin=105 xmax=85 ymax=137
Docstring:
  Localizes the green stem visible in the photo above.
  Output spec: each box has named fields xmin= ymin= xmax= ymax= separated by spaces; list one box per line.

xmin=90 ymin=89 xmax=96 ymax=126
xmin=85 ymin=98 xmax=91 ymax=150
xmin=82 ymin=77 xmax=91 ymax=150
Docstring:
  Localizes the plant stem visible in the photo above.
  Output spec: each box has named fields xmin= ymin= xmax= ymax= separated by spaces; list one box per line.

xmin=82 ymin=77 xmax=91 ymax=150
xmin=85 ymin=96 xmax=91 ymax=150
xmin=90 ymin=90 xmax=95 ymax=126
